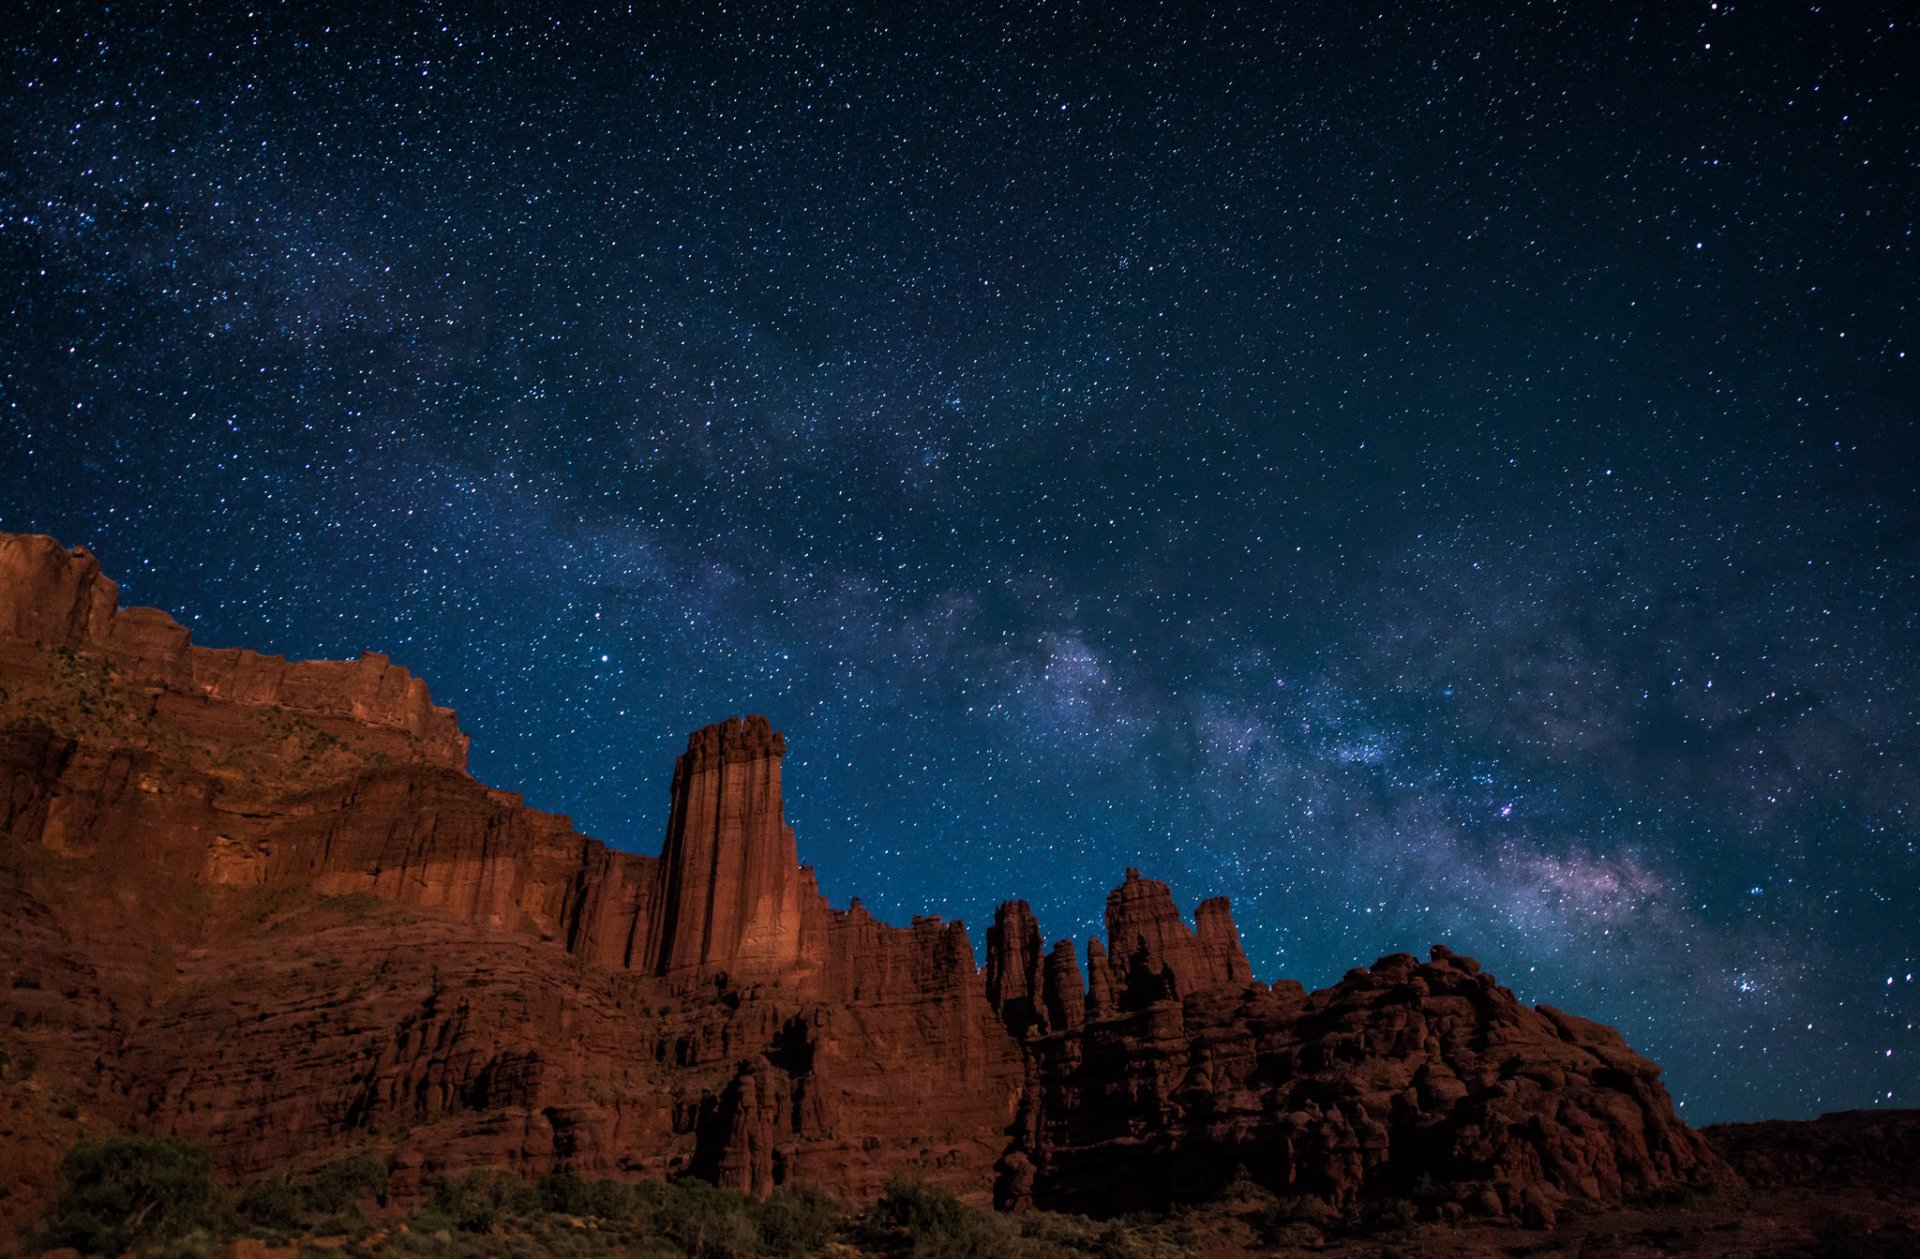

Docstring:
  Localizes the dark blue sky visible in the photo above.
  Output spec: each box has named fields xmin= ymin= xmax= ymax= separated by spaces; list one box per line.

xmin=3 ymin=2 xmax=1915 ymax=1123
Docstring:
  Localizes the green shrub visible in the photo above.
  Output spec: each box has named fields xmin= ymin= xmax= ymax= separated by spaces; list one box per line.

xmin=653 ymin=1179 xmax=760 ymax=1258
xmin=406 ymin=1203 xmax=457 ymax=1237
xmin=236 ymin=1178 xmax=305 ymax=1232
xmin=301 ymin=1153 xmax=389 ymax=1215
xmin=1355 ymin=1197 xmax=1418 ymax=1237
xmin=863 ymin=1178 xmax=1011 ymax=1259
xmin=535 ymin=1170 xmax=593 ymax=1217
xmin=429 ymin=1168 xmax=540 ymax=1232
xmin=867 ymin=1178 xmax=971 ymax=1241
xmin=236 ymin=1154 xmax=388 ymax=1233
xmin=755 ymin=1185 xmax=843 ymax=1255
xmin=534 ymin=1171 xmax=653 ymax=1223
xmin=36 ymin=1135 xmax=227 ymax=1256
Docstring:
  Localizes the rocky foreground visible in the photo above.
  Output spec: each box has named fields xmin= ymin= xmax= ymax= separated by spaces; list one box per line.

xmin=0 ymin=531 xmax=1828 ymax=1255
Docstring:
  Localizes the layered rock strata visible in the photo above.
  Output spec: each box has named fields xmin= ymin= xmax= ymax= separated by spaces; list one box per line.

xmin=0 ymin=532 xmax=1724 ymax=1247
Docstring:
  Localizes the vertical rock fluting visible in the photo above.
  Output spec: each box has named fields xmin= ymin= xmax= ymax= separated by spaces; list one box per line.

xmin=0 ymin=531 xmax=1727 ymax=1238
xmin=1041 ymin=939 xmax=1086 ymax=1032
xmin=647 ymin=716 xmax=821 ymax=982
xmin=1084 ymin=937 xmax=1116 ymax=1018
xmin=985 ymin=900 xmax=1048 ymax=1037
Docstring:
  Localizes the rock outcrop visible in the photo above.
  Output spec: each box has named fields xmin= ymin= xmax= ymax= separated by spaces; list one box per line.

xmin=0 ymin=532 xmax=469 ymax=771
xmin=1000 ymin=945 xmax=1719 ymax=1223
xmin=0 ymin=533 xmax=1726 ymax=1248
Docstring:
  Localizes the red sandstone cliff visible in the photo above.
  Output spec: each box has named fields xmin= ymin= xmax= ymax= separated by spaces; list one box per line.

xmin=0 ymin=534 xmax=470 ymax=771
xmin=0 ymin=533 xmax=1724 ymax=1247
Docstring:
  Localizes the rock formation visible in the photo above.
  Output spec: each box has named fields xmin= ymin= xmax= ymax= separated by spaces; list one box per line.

xmin=1001 ymin=945 xmax=1720 ymax=1225
xmin=0 ymin=532 xmax=1726 ymax=1248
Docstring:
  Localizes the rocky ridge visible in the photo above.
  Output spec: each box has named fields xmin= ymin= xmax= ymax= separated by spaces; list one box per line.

xmin=0 ymin=533 xmax=1724 ymax=1247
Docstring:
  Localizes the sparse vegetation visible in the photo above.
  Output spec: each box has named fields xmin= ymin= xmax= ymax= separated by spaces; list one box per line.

xmin=0 ymin=643 xmax=395 ymax=804
xmin=861 ymin=1176 xmax=1015 ymax=1257
xmin=754 ymin=1186 xmax=842 ymax=1257
xmin=35 ymin=1136 xmax=226 ymax=1256
xmin=239 ymin=1155 xmax=391 ymax=1235
xmin=31 ymin=1138 xmax=1223 ymax=1259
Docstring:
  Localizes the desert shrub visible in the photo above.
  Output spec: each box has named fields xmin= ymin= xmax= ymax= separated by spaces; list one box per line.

xmin=1087 ymin=1217 xmax=1196 ymax=1259
xmin=1214 ymin=1164 xmax=1271 ymax=1204
xmin=1013 ymin=1209 xmax=1103 ymax=1259
xmin=404 ymin=1203 xmax=457 ymax=1239
xmin=237 ymin=1155 xmax=387 ymax=1234
xmin=1249 ymin=1192 xmax=1338 ymax=1247
xmin=863 ymin=1178 xmax=1011 ymax=1259
xmin=1354 ymin=1197 xmax=1418 ymax=1237
xmin=652 ymin=1179 xmax=761 ymax=1258
xmin=866 ymin=1178 xmax=970 ymax=1241
xmin=429 ymin=1168 xmax=540 ymax=1232
xmin=604 ymin=1178 xmax=662 ymax=1224
xmin=1091 ymin=1224 xmax=1149 ymax=1259
xmin=158 ymin=1228 xmax=221 ymax=1259
xmin=535 ymin=1170 xmax=594 ymax=1217
xmin=755 ymin=1184 xmax=843 ymax=1255
xmin=536 ymin=1171 xmax=661 ymax=1223
xmin=236 ymin=1178 xmax=305 ymax=1232
xmin=36 ymin=1135 xmax=227 ymax=1256
xmin=301 ymin=1153 xmax=389 ymax=1214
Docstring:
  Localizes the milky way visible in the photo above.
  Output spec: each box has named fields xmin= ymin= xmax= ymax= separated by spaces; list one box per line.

xmin=3 ymin=3 xmax=1915 ymax=1123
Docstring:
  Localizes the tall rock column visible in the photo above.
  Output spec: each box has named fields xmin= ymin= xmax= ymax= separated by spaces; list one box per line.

xmin=1102 ymin=869 xmax=1251 ymax=1009
xmin=1042 ymin=940 xmax=1086 ymax=1031
xmin=1193 ymin=896 xmax=1252 ymax=987
xmin=649 ymin=716 xmax=817 ymax=981
xmin=986 ymin=901 xmax=1047 ymax=1037
xmin=1085 ymin=938 xmax=1116 ymax=1018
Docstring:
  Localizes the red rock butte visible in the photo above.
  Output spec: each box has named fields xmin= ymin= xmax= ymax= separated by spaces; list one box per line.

xmin=0 ymin=532 xmax=1726 ymax=1247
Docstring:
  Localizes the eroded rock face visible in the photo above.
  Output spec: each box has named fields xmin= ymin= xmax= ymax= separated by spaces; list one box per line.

xmin=0 ymin=534 xmax=120 ymax=645
xmin=1101 ymin=869 xmax=1252 ymax=1010
xmin=986 ymin=901 xmax=1047 ymax=1038
xmin=0 ymin=532 xmax=1724 ymax=1247
xmin=650 ymin=716 xmax=821 ymax=982
xmin=0 ymin=532 xmax=469 ymax=772
xmin=998 ymin=945 xmax=1722 ymax=1222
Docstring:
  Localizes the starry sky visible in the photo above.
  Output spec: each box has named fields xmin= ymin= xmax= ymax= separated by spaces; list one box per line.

xmin=3 ymin=2 xmax=1915 ymax=1124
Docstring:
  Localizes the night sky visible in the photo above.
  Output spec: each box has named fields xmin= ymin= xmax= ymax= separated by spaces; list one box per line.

xmin=3 ymin=3 xmax=1915 ymax=1125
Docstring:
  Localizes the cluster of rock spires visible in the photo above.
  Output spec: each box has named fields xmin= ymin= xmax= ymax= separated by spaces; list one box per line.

xmin=0 ymin=533 xmax=1724 ymax=1244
